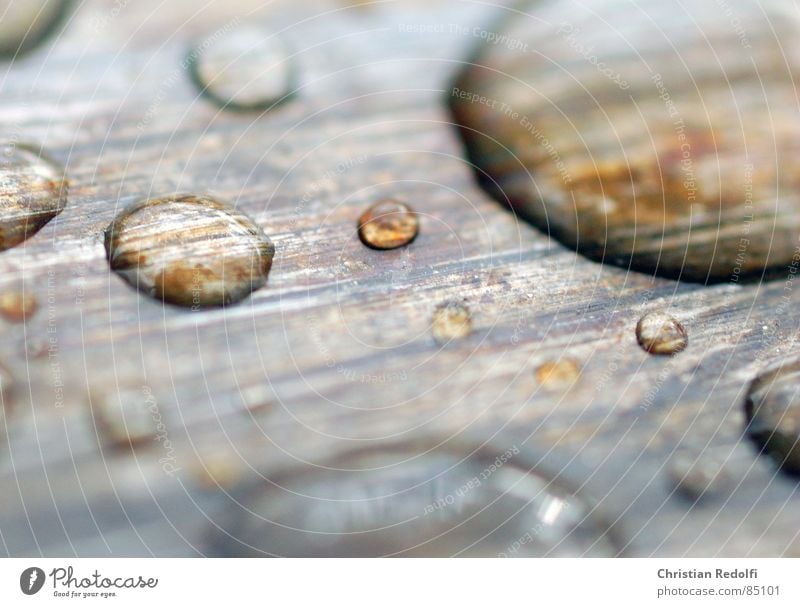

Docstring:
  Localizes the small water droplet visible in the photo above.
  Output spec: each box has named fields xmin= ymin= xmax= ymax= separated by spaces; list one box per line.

xmin=0 ymin=0 xmax=70 ymax=57
xmin=188 ymin=24 xmax=294 ymax=111
xmin=105 ymin=194 xmax=274 ymax=308
xmin=746 ymin=362 xmax=800 ymax=475
xmin=636 ymin=311 xmax=688 ymax=355
xmin=431 ymin=301 xmax=471 ymax=343
xmin=0 ymin=143 xmax=67 ymax=251
xmin=535 ymin=358 xmax=581 ymax=388
xmin=0 ymin=362 xmax=16 ymax=425
xmin=93 ymin=387 xmax=162 ymax=448
xmin=0 ymin=291 xmax=38 ymax=323
xmin=667 ymin=451 xmax=731 ymax=502
xmin=357 ymin=199 xmax=419 ymax=250
xmin=210 ymin=445 xmax=620 ymax=556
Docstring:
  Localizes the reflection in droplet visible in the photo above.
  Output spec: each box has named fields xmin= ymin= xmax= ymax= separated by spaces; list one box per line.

xmin=0 ymin=142 xmax=67 ymax=251
xmin=358 ymin=200 xmax=419 ymax=250
xmin=636 ymin=311 xmax=688 ymax=355
xmin=746 ymin=362 xmax=800 ymax=475
xmin=431 ymin=302 xmax=471 ymax=344
xmin=188 ymin=24 xmax=294 ymax=111
xmin=209 ymin=445 xmax=620 ymax=556
xmin=105 ymin=194 xmax=274 ymax=308
xmin=93 ymin=387 xmax=162 ymax=449
xmin=535 ymin=358 xmax=581 ymax=388
xmin=0 ymin=291 xmax=38 ymax=323
xmin=667 ymin=451 xmax=731 ymax=502
xmin=0 ymin=0 xmax=71 ymax=58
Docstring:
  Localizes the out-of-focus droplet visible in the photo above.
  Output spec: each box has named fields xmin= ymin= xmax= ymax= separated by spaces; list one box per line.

xmin=93 ymin=387 xmax=162 ymax=448
xmin=431 ymin=302 xmax=471 ymax=343
xmin=636 ymin=311 xmax=688 ymax=355
xmin=0 ymin=0 xmax=70 ymax=58
xmin=535 ymin=358 xmax=581 ymax=388
xmin=450 ymin=0 xmax=800 ymax=281
xmin=188 ymin=24 xmax=294 ymax=111
xmin=667 ymin=450 xmax=731 ymax=502
xmin=0 ymin=362 xmax=16 ymax=426
xmin=209 ymin=445 xmax=620 ymax=556
xmin=0 ymin=142 xmax=67 ymax=251
xmin=105 ymin=194 xmax=274 ymax=308
xmin=0 ymin=291 xmax=38 ymax=322
xmin=358 ymin=200 xmax=419 ymax=250
xmin=746 ymin=362 xmax=800 ymax=475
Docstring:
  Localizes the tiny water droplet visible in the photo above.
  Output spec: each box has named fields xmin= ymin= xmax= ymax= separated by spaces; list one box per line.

xmin=431 ymin=301 xmax=471 ymax=343
xmin=535 ymin=358 xmax=581 ymax=388
xmin=667 ymin=451 xmax=731 ymax=502
xmin=358 ymin=200 xmax=419 ymax=250
xmin=0 ymin=291 xmax=38 ymax=323
xmin=105 ymin=194 xmax=274 ymax=308
xmin=188 ymin=24 xmax=294 ymax=111
xmin=746 ymin=362 xmax=800 ymax=475
xmin=636 ymin=311 xmax=688 ymax=355
xmin=0 ymin=143 xmax=67 ymax=251
xmin=93 ymin=387 xmax=162 ymax=448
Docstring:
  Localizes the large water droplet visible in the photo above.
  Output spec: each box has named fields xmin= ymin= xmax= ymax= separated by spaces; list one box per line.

xmin=0 ymin=143 xmax=67 ymax=251
xmin=188 ymin=24 xmax=294 ymax=111
xmin=210 ymin=445 xmax=620 ymax=556
xmin=358 ymin=200 xmax=419 ymax=250
xmin=746 ymin=362 xmax=800 ymax=475
xmin=105 ymin=194 xmax=274 ymax=308
xmin=0 ymin=290 xmax=38 ymax=323
xmin=450 ymin=0 xmax=800 ymax=281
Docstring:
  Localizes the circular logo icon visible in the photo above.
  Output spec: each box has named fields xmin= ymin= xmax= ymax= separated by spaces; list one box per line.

xmin=20 ymin=567 xmax=45 ymax=595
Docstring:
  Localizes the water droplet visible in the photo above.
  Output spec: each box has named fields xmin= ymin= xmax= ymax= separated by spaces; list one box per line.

xmin=0 ymin=362 xmax=16 ymax=426
xmin=358 ymin=200 xmax=419 ymax=250
xmin=636 ymin=312 xmax=687 ymax=355
xmin=667 ymin=451 xmax=731 ymax=502
xmin=535 ymin=358 xmax=581 ymax=388
xmin=0 ymin=143 xmax=67 ymax=251
xmin=105 ymin=194 xmax=274 ymax=308
xmin=0 ymin=291 xmax=38 ymax=323
xmin=450 ymin=1 xmax=800 ymax=281
xmin=210 ymin=445 xmax=620 ymax=556
xmin=431 ymin=301 xmax=471 ymax=343
xmin=746 ymin=362 xmax=800 ymax=475
xmin=93 ymin=387 xmax=162 ymax=448
xmin=0 ymin=0 xmax=70 ymax=57
xmin=188 ymin=24 xmax=294 ymax=111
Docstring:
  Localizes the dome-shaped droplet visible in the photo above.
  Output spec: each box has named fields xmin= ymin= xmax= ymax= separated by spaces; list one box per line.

xmin=746 ymin=362 xmax=800 ymax=475
xmin=188 ymin=24 xmax=294 ymax=111
xmin=105 ymin=194 xmax=274 ymax=308
xmin=358 ymin=200 xmax=419 ymax=250
xmin=451 ymin=0 xmax=800 ymax=281
xmin=0 ymin=143 xmax=67 ymax=251
xmin=209 ymin=445 xmax=620 ymax=557
xmin=636 ymin=311 xmax=688 ymax=355
xmin=0 ymin=0 xmax=70 ymax=58
xmin=431 ymin=302 xmax=471 ymax=343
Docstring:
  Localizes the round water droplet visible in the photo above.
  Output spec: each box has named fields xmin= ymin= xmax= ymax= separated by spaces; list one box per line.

xmin=0 ymin=291 xmax=38 ymax=323
xmin=0 ymin=0 xmax=70 ymax=57
xmin=431 ymin=301 xmax=471 ymax=343
xmin=358 ymin=200 xmax=419 ymax=250
xmin=746 ymin=362 xmax=800 ymax=475
xmin=188 ymin=24 xmax=294 ymax=111
xmin=0 ymin=143 xmax=67 ymax=251
xmin=666 ymin=451 xmax=731 ymax=502
xmin=210 ymin=445 xmax=620 ymax=556
xmin=535 ymin=358 xmax=581 ymax=388
xmin=636 ymin=311 xmax=688 ymax=355
xmin=105 ymin=194 xmax=274 ymax=308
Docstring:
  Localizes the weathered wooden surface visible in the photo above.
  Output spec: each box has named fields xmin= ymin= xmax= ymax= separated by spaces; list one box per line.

xmin=0 ymin=0 xmax=798 ymax=556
